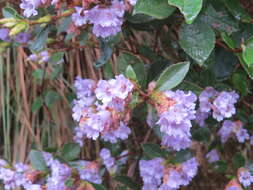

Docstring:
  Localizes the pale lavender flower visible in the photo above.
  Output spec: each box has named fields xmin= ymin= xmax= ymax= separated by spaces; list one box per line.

xmin=0 ymin=28 xmax=10 ymax=42
xmin=199 ymin=87 xmax=218 ymax=113
xmin=39 ymin=51 xmax=50 ymax=63
xmin=195 ymin=109 xmax=209 ymax=127
xmin=100 ymin=148 xmax=117 ymax=173
xmin=14 ymin=32 xmax=31 ymax=43
xmin=236 ymin=128 xmax=250 ymax=143
xmin=218 ymin=120 xmax=234 ymax=144
xmin=181 ymin=157 xmax=199 ymax=185
xmin=129 ymin=0 xmax=137 ymax=5
xmin=212 ymin=91 xmax=239 ymax=121
xmin=20 ymin=0 xmax=42 ymax=17
xmin=76 ymin=161 xmax=102 ymax=184
xmin=72 ymin=7 xmax=88 ymax=26
xmin=157 ymin=90 xmax=197 ymax=151
xmin=139 ymin=158 xmax=164 ymax=189
xmin=238 ymin=170 xmax=253 ymax=187
xmin=206 ymin=149 xmax=220 ymax=163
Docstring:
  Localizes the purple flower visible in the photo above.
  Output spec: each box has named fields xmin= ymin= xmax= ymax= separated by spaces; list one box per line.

xmin=20 ymin=0 xmax=42 ymax=17
xmin=195 ymin=108 xmax=209 ymax=127
xmin=218 ymin=120 xmax=234 ymax=144
xmin=129 ymin=0 xmax=137 ymax=5
xmin=212 ymin=91 xmax=239 ymax=121
xmin=14 ymin=32 xmax=31 ymax=43
xmin=76 ymin=161 xmax=102 ymax=184
xmin=0 ymin=28 xmax=10 ymax=42
xmin=73 ymin=0 xmax=125 ymax=38
xmin=238 ymin=170 xmax=253 ymax=187
xmin=199 ymin=87 xmax=239 ymax=121
xmin=72 ymin=7 xmax=88 ymax=26
xmin=139 ymin=158 xmax=164 ymax=189
xmin=235 ymin=128 xmax=249 ymax=143
xmin=157 ymin=90 xmax=197 ymax=151
xmin=100 ymin=148 xmax=117 ymax=173
xmin=206 ymin=149 xmax=220 ymax=163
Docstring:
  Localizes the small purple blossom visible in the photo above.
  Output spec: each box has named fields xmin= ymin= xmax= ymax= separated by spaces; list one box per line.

xmin=20 ymin=0 xmax=42 ymax=17
xmin=206 ymin=149 xmax=220 ymax=163
xmin=238 ymin=170 xmax=253 ymax=187
xmin=0 ymin=28 xmax=10 ymax=42
xmin=14 ymin=32 xmax=31 ymax=43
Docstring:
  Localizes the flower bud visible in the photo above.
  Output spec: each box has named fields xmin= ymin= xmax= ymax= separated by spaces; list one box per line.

xmin=9 ymin=23 xmax=27 ymax=36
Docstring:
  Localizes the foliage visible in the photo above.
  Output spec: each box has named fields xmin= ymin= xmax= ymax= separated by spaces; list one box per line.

xmin=0 ymin=0 xmax=253 ymax=190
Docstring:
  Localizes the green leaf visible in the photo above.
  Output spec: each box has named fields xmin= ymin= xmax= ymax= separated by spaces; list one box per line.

xmin=179 ymin=20 xmax=215 ymax=64
xmin=117 ymin=53 xmax=147 ymax=87
xmin=199 ymin=5 xmax=238 ymax=34
xmin=168 ymin=0 xmax=203 ymax=24
xmin=32 ymin=69 xmax=44 ymax=80
xmin=2 ymin=6 xmax=22 ymax=19
xmin=233 ymin=153 xmax=245 ymax=169
xmin=48 ymin=52 xmax=64 ymax=65
xmin=242 ymin=37 xmax=253 ymax=66
xmin=91 ymin=183 xmax=107 ymax=190
xmin=32 ymin=97 xmax=43 ymax=112
xmin=172 ymin=149 xmax=192 ymax=163
xmin=232 ymin=72 xmax=251 ymax=96
xmin=155 ymin=61 xmax=190 ymax=91
xmin=115 ymin=176 xmax=141 ymax=190
xmin=29 ymin=150 xmax=47 ymax=171
xmin=44 ymin=91 xmax=60 ymax=107
xmin=103 ymin=62 xmax=114 ymax=79
xmin=29 ymin=26 xmax=49 ymax=52
xmin=237 ymin=54 xmax=253 ymax=79
xmin=222 ymin=0 xmax=252 ymax=23
xmin=214 ymin=160 xmax=228 ymax=173
xmin=142 ymin=143 xmax=167 ymax=159
xmin=61 ymin=143 xmax=81 ymax=161
xmin=221 ymin=32 xmax=236 ymax=49
xmin=125 ymin=65 xmax=137 ymax=81
xmin=134 ymin=0 xmax=175 ymax=19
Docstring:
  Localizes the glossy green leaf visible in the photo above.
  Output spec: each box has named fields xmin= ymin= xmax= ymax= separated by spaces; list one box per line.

xmin=242 ymin=37 xmax=253 ymax=66
xmin=91 ymin=183 xmax=107 ymax=190
xmin=142 ymin=143 xmax=167 ymax=159
xmin=172 ymin=149 xmax=192 ymax=164
xmin=199 ymin=5 xmax=238 ymax=34
xmin=221 ymin=32 xmax=236 ymax=49
xmin=125 ymin=65 xmax=137 ymax=81
xmin=222 ymin=0 xmax=252 ymax=23
xmin=2 ymin=6 xmax=22 ymax=19
xmin=29 ymin=150 xmax=47 ymax=171
xmin=134 ymin=0 xmax=175 ymax=19
xmin=179 ymin=20 xmax=215 ymax=64
xmin=61 ymin=143 xmax=81 ymax=161
xmin=237 ymin=54 xmax=253 ymax=79
xmin=232 ymin=72 xmax=251 ymax=96
xmin=168 ymin=0 xmax=203 ymax=24
xmin=155 ymin=61 xmax=190 ymax=91
xmin=115 ymin=176 xmax=141 ymax=190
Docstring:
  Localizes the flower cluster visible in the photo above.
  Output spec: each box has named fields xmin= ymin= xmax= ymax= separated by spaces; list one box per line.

xmin=155 ymin=90 xmax=197 ymax=151
xmin=0 ymin=159 xmax=41 ymax=190
xmin=198 ymin=87 xmax=239 ymax=122
xmin=218 ymin=120 xmax=250 ymax=144
xmin=139 ymin=157 xmax=199 ymax=190
xmin=238 ymin=168 xmax=253 ymax=187
xmin=72 ymin=0 xmax=125 ymax=38
xmin=72 ymin=74 xmax=133 ymax=146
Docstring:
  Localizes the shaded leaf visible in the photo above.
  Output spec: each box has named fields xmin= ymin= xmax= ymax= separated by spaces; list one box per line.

xmin=168 ymin=0 xmax=203 ymax=24
xmin=142 ymin=143 xmax=167 ymax=158
xmin=179 ymin=20 xmax=215 ymax=64
xmin=61 ymin=143 xmax=81 ymax=161
xmin=29 ymin=150 xmax=47 ymax=171
xmin=115 ymin=176 xmax=141 ymax=190
xmin=134 ymin=0 xmax=175 ymax=19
